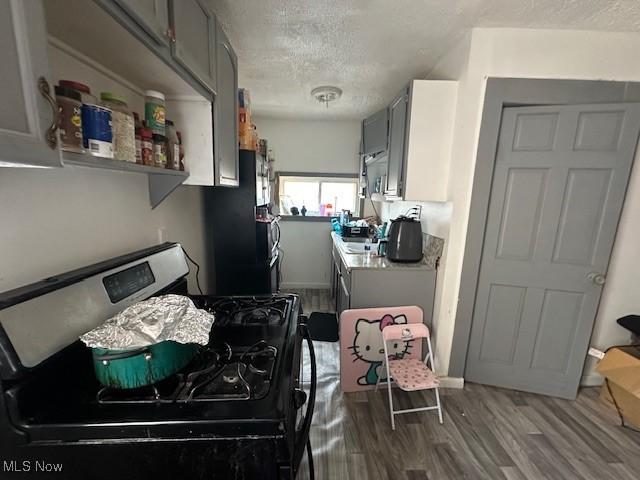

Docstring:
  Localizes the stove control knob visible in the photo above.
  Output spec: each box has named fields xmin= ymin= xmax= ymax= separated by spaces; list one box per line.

xmin=293 ymin=388 xmax=307 ymax=409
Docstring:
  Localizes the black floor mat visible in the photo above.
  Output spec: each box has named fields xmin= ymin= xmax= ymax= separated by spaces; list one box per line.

xmin=307 ymin=312 xmax=339 ymax=342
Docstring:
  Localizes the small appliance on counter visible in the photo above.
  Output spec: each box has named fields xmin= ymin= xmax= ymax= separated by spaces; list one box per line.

xmin=386 ymin=215 xmax=423 ymax=263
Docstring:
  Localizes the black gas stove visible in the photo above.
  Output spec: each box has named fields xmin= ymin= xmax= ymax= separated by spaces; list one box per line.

xmin=0 ymin=243 xmax=316 ymax=480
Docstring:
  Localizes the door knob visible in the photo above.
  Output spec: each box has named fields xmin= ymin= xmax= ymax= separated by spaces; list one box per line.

xmin=587 ymin=272 xmax=606 ymax=286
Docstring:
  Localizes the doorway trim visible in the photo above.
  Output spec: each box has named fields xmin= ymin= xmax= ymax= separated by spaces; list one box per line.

xmin=448 ymin=77 xmax=640 ymax=378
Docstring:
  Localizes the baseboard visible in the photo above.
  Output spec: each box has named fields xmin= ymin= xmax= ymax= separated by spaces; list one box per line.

xmin=439 ymin=376 xmax=464 ymax=389
xmin=281 ymin=282 xmax=331 ymax=290
xmin=581 ymin=373 xmax=604 ymax=387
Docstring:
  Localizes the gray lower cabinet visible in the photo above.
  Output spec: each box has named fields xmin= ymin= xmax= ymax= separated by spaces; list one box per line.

xmin=385 ymin=87 xmax=409 ymax=198
xmin=113 ymin=0 xmax=169 ymax=45
xmin=0 ymin=0 xmax=61 ymax=168
xmin=362 ymin=107 xmax=389 ymax=157
xmin=337 ymin=274 xmax=350 ymax=315
xmin=171 ymin=0 xmax=217 ymax=93
xmin=214 ymin=19 xmax=239 ymax=186
xmin=332 ymin=249 xmax=437 ymax=326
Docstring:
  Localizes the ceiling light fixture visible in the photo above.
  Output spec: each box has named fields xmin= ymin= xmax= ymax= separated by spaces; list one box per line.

xmin=311 ymin=86 xmax=342 ymax=108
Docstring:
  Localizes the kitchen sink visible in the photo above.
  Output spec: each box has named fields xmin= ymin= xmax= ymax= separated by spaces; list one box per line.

xmin=340 ymin=236 xmax=369 ymax=243
xmin=341 ymin=239 xmax=376 ymax=254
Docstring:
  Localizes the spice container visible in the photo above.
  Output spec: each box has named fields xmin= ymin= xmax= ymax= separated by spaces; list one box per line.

xmin=54 ymin=86 xmax=83 ymax=152
xmin=81 ymin=103 xmax=113 ymax=158
xmin=165 ymin=120 xmax=180 ymax=170
xmin=133 ymin=113 xmax=142 ymax=164
xmin=152 ymin=133 xmax=167 ymax=168
xmin=177 ymin=131 xmax=185 ymax=171
xmin=145 ymin=90 xmax=166 ymax=136
xmin=59 ymin=80 xmax=97 ymax=104
xmin=141 ymin=127 xmax=153 ymax=166
xmin=100 ymin=92 xmax=135 ymax=163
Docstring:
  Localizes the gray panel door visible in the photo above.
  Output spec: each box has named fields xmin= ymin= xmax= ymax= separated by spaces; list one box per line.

xmin=362 ymin=107 xmax=388 ymax=156
xmin=114 ymin=0 xmax=169 ymax=45
xmin=214 ymin=19 xmax=239 ymax=186
xmin=385 ymin=88 xmax=409 ymax=198
xmin=171 ymin=0 xmax=216 ymax=93
xmin=465 ymin=103 xmax=640 ymax=399
xmin=0 ymin=0 xmax=61 ymax=168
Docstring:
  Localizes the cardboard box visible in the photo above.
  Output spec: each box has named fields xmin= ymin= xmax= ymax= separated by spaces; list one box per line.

xmin=596 ymin=346 xmax=640 ymax=429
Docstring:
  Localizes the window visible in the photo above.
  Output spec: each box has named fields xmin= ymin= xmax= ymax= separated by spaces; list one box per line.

xmin=277 ymin=174 xmax=359 ymax=217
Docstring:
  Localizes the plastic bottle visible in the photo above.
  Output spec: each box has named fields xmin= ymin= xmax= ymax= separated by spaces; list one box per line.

xmin=364 ymin=238 xmax=372 ymax=257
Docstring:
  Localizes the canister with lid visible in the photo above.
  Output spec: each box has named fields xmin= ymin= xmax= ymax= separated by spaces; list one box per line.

xmin=145 ymin=90 xmax=166 ymax=136
xmin=101 ymin=92 xmax=136 ymax=163
xmin=81 ymin=103 xmax=113 ymax=158
xmin=54 ymin=85 xmax=83 ymax=152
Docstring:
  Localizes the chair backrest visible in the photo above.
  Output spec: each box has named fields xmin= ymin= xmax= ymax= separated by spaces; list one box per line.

xmin=382 ymin=323 xmax=430 ymax=342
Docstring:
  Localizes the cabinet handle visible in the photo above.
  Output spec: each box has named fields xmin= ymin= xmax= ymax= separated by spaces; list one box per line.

xmin=38 ymin=77 xmax=58 ymax=149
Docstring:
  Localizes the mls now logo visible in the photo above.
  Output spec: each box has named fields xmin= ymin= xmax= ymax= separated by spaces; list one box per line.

xmin=3 ymin=460 xmax=63 ymax=473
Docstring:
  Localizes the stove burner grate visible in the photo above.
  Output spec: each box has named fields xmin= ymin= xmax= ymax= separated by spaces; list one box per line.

xmin=95 ymin=341 xmax=277 ymax=404
xmin=203 ymin=296 xmax=289 ymax=327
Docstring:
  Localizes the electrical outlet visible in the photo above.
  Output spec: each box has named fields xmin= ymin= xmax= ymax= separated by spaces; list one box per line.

xmin=158 ymin=228 xmax=167 ymax=243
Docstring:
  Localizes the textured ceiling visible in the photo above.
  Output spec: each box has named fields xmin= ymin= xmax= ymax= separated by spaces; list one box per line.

xmin=209 ymin=0 xmax=640 ymax=119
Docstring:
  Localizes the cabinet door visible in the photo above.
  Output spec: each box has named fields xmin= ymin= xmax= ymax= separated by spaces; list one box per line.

xmin=337 ymin=274 xmax=350 ymax=317
xmin=0 ymin=0 xmax=61 ymax=168
xmin=385 ymin=88 xmax=409 ymax=198
xmin=171 ymin=0 xmax=216 ymax=93
xmin=362 ymin=107 xmax=389 ymax=156
xmin=114 ymin=0 xmax=169 ymax=45
xmin=214 ymin=19 xmax=239 ymax=186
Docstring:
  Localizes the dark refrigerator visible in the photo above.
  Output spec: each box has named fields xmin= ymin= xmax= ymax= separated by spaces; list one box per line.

xmin=204 ymin=149 xmax=281 ymax=295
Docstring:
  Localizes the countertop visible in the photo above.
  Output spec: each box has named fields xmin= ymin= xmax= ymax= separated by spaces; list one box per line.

xmin=331 ymin=232 xmax=435 ymax=272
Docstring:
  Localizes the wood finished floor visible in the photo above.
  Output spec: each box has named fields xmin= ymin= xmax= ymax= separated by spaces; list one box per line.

xmin=287 ymin=289 xmax=640 ymax=480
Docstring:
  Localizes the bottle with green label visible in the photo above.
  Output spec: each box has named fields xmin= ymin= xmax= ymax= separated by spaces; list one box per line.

xmin=144 ymin=90 xmax=166 ymax=135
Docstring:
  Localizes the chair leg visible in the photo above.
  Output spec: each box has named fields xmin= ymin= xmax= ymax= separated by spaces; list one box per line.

xmin=386 ymin=378 xmax=395 ymax=430
xmin=434 ymin=388 xmax=443 ymax=424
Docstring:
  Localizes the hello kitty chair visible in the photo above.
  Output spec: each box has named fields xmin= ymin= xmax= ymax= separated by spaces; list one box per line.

xmin=376 ymin=323 xmax=443 ymax=430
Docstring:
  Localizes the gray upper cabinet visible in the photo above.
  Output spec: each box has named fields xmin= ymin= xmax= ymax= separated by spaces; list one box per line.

xmin=214 ymin=19 xmax=239 ymax=187
xmin=385 ymin=87 xmax=409 ymax=198
xmin=0 ymin=0 xmax=61 ymax=168
xmin=113 ymin=0 xmax=169 ymax=45
xmin=362 ymin=107 xmax=389 ymax=156
xmin=171 ymin=0 xmax=217 ymax=93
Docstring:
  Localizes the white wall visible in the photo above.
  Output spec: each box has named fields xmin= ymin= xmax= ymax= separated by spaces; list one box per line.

xmin=381 ymin=200 xmax=453 ymax=342
xmin=253 ymin=117 xmax=361 ymax=174
xmin=277 ymin=221 xmax=334 ymax=289
xmin=0 ymin=42 xmax=208 ymax=297
xmin=0 ymin=167 xmax=208 ymax=295
xmin=254 ymin=116 xmax=361 ymax=288
xmin=426 ymin=28 xmax=640 ymax=380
